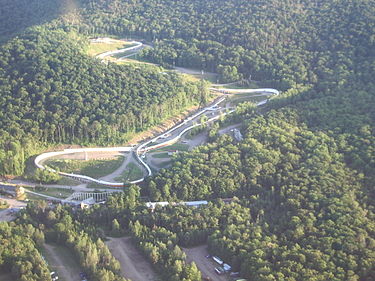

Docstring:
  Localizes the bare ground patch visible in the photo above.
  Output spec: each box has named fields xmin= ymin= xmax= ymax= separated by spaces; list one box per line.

xmin=106 ymin=237 xmax=158 ymax=281
xmin=43 ymin=243 xmax=82 ymax=281
xmin=183 ymin=245 xmax=229 ymax=281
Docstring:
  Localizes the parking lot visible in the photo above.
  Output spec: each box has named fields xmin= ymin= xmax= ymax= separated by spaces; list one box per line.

xmin=183 ymin=245 xmax=229 ymax=281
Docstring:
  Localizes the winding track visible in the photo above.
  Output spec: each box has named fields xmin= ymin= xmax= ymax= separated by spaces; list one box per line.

xmin=34 ymin=88 xmax=279 ymax=187
xmin=32 ymin=38 xmax=280 ymax=188
xmin=93 ymin=38 xmax=144 ymax=60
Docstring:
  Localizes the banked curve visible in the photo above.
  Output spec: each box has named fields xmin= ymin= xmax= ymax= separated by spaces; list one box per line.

xmin=34 ymin=85 xmax=279 ymax=187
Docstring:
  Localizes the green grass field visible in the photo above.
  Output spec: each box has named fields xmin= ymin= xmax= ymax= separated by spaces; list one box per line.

xmin=114 ymin=162 xmax=144 ymax=182
xmin=87 ymin=41 xmax=135 ymax=56
xmin=45 ymin=156 xmax=124 ymax=179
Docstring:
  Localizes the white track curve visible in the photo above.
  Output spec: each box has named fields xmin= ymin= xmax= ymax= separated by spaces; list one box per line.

xmin=94 ymin=39 xmax=143 ymax=60
xmin=34 ymin=88 xmax=278 ymax=187
xmin=37 ymin=41 xmax=280 ymax=188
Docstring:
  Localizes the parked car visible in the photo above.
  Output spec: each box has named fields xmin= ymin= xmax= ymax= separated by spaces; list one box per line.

xmin=215 ymin=267 xmax=225 ymax=275
xmin=50 ymin=271 xmax=58 ymax=281
xmin=80 ymin=272 xmax=88 ymax=281
xmin=212 ymin=256 xmax=224 ymax=265
xmin=230 ymin=272 xmax=240 ymax=277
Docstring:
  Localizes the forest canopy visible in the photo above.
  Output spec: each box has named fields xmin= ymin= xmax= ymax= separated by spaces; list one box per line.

xmin=0 ymin=0 xmax=374 ymax=280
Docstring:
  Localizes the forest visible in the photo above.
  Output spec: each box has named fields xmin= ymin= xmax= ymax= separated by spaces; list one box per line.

xmin=0 ymin=0 xmax=374 ymax=280
xmin=70 ymin=0 xmax=374 ymax=87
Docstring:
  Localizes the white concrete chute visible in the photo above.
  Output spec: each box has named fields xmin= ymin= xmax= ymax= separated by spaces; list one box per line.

xmin=95 ymin=40 xmax=143 ymax=60
xmin=34 ymin=87 xmax=279 ymax=188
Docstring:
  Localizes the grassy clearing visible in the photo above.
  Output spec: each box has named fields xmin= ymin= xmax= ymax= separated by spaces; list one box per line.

xmin=153 ymin=143 xmax=189 ymax=152
xmin=182 ymin=72 xmax=218 ymax=83
xmin=110 ymin=47 xmax=138 ymax=59
xmin=151 ymin=152 xmax=170 ymax=159
xmin=216 ymin=81 xmax=260 ymax=89
xmin=230 ymin=95 xmax=267 ymax=105
xmin=87 ymin=41 xmax=135 ymax=56
xmin=56 ymin=176 xmax=81 ymax=186
xmin=45 ymin=156 xmax=124 ymax=179
xmin=154 ymin=160 xmax=172 ymax=169
xmin=114 ymin=162 xmax=144 ymax=182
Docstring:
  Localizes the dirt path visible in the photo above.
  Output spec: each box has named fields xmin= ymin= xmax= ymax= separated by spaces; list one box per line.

xmin=43 ymin=243 xmax=81 ymax=281
xmin=99 ymin=153 xmax=131 ymax=182
xmin=183 ymin=245 xmax=229 ymax=281
xmin=106 ymin=237 xmax=157 ymax=281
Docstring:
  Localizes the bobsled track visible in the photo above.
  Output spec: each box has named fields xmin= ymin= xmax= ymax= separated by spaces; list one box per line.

xmin=34 ymin=87 xmax=279 ymax=188
xmin=91 ymin=38 xmax=144 ymax=60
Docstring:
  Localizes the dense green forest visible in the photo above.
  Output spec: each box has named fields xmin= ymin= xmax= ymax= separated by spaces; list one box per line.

xmin=0 ymin=0 xmax=374 ymax=280
xmin=69 ymin=0 xmax=374 ymax=86
xmin=0 ymin=222 xmax=49 ymax=280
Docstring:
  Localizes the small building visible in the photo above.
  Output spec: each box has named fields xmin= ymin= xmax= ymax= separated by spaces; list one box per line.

xmin=184 ymin=200 xmax=208 ymax=207
xmin=145 ymin=201 xmax=170 ymax=210
xmin=80 ymin=197 xmax=96 ymax=209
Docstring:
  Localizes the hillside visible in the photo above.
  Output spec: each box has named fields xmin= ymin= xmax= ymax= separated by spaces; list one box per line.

xmin=0 ymin=0 xmax=374 ymax=281
xmin=71 ymin=0 xmax=374 ymax=86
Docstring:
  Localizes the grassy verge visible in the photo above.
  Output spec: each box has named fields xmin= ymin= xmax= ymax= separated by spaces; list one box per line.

xmin=153 ymin=143 xmax=189 ymax=152
xmin=25 ymin=192 xmax=48 ymax=201
xmin=26 ymin=187 xmax=73 ymax=199
xmin=229 ymin=95 xmax=267 ymax=105
xmin=215 ymin=81 xmax=260 ymax=89
xmin=56 ymin=176 xmax=81 ymax=186
xmin=87 ymin=41 xmax=135 ymax=56
xmin=114 ymin=162 xmax=144 ymax=182
xmin=154 ymin=160 xmax=172 ymax=169
xmin=45 ymin=156 xmax=124 ymax=179
xmin=151 ymin=152 xmax=170 ymax=159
